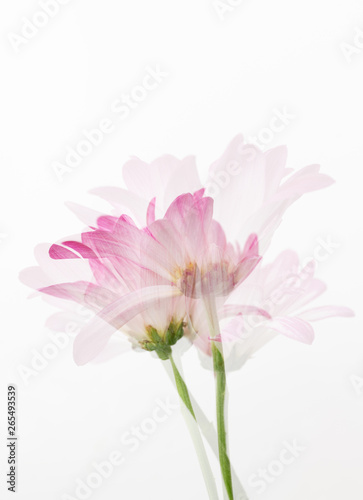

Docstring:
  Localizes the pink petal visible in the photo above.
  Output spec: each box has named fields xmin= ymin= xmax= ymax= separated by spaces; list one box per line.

xmin=164 ymin=193 xmax=214 ymax=259
xmin=146 ymin=197 xmax=156 ymax=226
xmin=277 ymin=165 xmax=335 ymax=199
xmin=123 ymin=155 xmax=180 ymax=201
xmin=46 ymin=311 xmax=87 ymax=332
xmin=97 ymin=215 xmax=118 ymax=231
xmin=65 ymin=201 xmax=101 ymax=229
xmin=49 ymin=244 xmax=80 ymax=260
xmin=235 ymin=255 xmax=262 ymax=284
xmin=209 ymin=220 xmax=227 ymax=249
xmin=208 ymin=136 xmax=266 ymax=237
xmin=63 ymin=241 xmax=98 ymax=259
xmin=163 ymin=157 xmax=203 ymax=208
xmin=148 ymin=219 xmax=185 ymax=265
xmin=283 ymin=279 xmax=327 ymax=314
xmin=19 ymin=266 xmax=51 ymax=289
xmin=73 ymin=285 xmax=181 ymax=365
xmin=267 ymin=316 xmax=315 ymax=344
xmin=263 ymin=250 xmax=300 ymax=283
xmin=39 ymin=281 xmax=118 ymax=309
xmin=123 ymin=155 xmax=202 ymax=213
xmin=88 ymin=259 xmax=125 ymax=292
xmin=90 ymin=186 xmax=149 ymax=224
xmin=263 ymin=145 xmax=288 ymax=198
xmin=184 ymin=197 xmax=214 ymax=257
xmin=208 ymin=332 xmax=241 ymax=343
xmin=113 ymin=217 xmax=177 ymax=278
xmin=241 ymin=233 xmax=259 ymax=259
xmin=298 ymin=306 xmax=355 ymax=322
xmin=164 ymin=192 xmax=195 ymax=224
xmin=83 ymin=227 xmax=172 ymax=281
xmin=220 ymin=304 xmax=271 ymax=319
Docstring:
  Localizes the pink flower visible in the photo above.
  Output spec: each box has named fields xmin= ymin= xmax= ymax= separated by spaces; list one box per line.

xmin=27 ymin=190 xmax=261 ymax=364
xmin=205 ymin=136 xmax=334 ymax=252
xmin=21 ymin=136 xmax=337 ymax=366
xmin=193 ymin=250 xmax=354 ymax=370
xmin=98 ymin=190 xmax=260 ymax=297
xmin=85 ymin=135 xmax=333 ymax=255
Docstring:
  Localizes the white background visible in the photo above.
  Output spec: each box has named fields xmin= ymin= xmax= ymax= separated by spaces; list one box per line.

xmin=1 ymin=0 xmax=363 ymax=499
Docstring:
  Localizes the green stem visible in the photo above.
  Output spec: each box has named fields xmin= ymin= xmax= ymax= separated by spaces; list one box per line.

xmin=162 ymin=359 xmax=249 ymax=500
xmin=212 ymin=343 xmax=234 ymax=500
xmin=169 ymin=355 xmax=195 ymax=418
xmin=168 ymin=354 xmax=219 ymax=500
xmin=204 ymin=295 xmax=234 ymax=500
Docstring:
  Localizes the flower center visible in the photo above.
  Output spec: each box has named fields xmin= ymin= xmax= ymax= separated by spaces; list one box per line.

xmin=173 ymin=260 xmax=235 ymax=297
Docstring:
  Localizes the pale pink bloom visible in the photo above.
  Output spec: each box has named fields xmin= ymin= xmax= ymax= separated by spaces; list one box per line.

xmin=20 ymin=242 xmax=185 ymax=364
xmin=193 ymin=250 xmax=354 ymax=371
xmin=205 ymin=136 xmax=334 ymax=252
xmin=21 ymin=246 xmax=190 ymax=364
xmin=66 ymin=154 xmax=202 ymax=229
xmin=21 ymin=136 xmax=336 ymax=366
xmin=122 ymin=190 xmax=261 ymax=297
xmin=84 ymin=135 xmax=333 ymax=255
xmin=24 ymin=189 xmax=261 ymax=364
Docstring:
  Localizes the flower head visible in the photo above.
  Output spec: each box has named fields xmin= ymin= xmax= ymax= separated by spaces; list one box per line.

xmin=20 ymin=136 xmax=340 ymax=366
xmin=194 ymin=250 xmax=354 ymax=370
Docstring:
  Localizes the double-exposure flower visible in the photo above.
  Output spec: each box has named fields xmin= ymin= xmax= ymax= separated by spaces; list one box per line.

xmin=28 ymin=190 xmax=261 ymax=364
xmin=20 ymin=135 xmax=354 ymax=500
xmin=88 ymin=135 xmax=333 ymax=253
xmin=194 ymin=250 xmax=354 ymax=370
xmin=21 ymin=136 xmax=338 ymax=368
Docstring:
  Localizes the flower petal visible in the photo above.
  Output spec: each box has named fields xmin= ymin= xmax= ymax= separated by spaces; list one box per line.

xmin=146 ymin=197 xmax=156 ymax=226
xmin=298 ymin=306 xmax=355 ymax=322
xmin=73 ymin=285 xmax=181 ymax=365
xmin=220 ymin=304 xmax=271 ymax=319
xmin=49 ymin=244 xmax=80 ymax=260
xmin=39 ymin=281 xmax=118 ymax=310
xmin=62 ymin=241 xmax=98 ymax=259
xmin=267 ymin=316 xmax=315 ymax=344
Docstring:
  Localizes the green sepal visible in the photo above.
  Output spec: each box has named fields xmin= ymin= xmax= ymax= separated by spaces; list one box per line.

xmin=142 ymin=341 xmax=157 ymax=352
xmin=165 ymin=323 xmax=176 ymax=345
xmin=147 ymin=326 xmax=162 ymax=344
xmin=165 ymin=321 xmax=184 ymax=346
xmin=155 ymin=344 xmax=172 ymax=361
xmin=141 ymin=321 xmax=185 ymax=358
xmin=175 ymin=322 xmax=184 ymax=342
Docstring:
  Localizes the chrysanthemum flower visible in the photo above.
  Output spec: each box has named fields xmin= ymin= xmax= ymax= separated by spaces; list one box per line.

xmin=87 ymin=135 xmax=333 ymax=254
xmin=20 ymin=136 xmax=352 ymax=500
xmin=21 ymin=136 xmax=336 ymax=367
xmin=194 ymin=250 xmax=354 ymax=370
xmin=26 ymin=190 xmax=260 ymax=364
